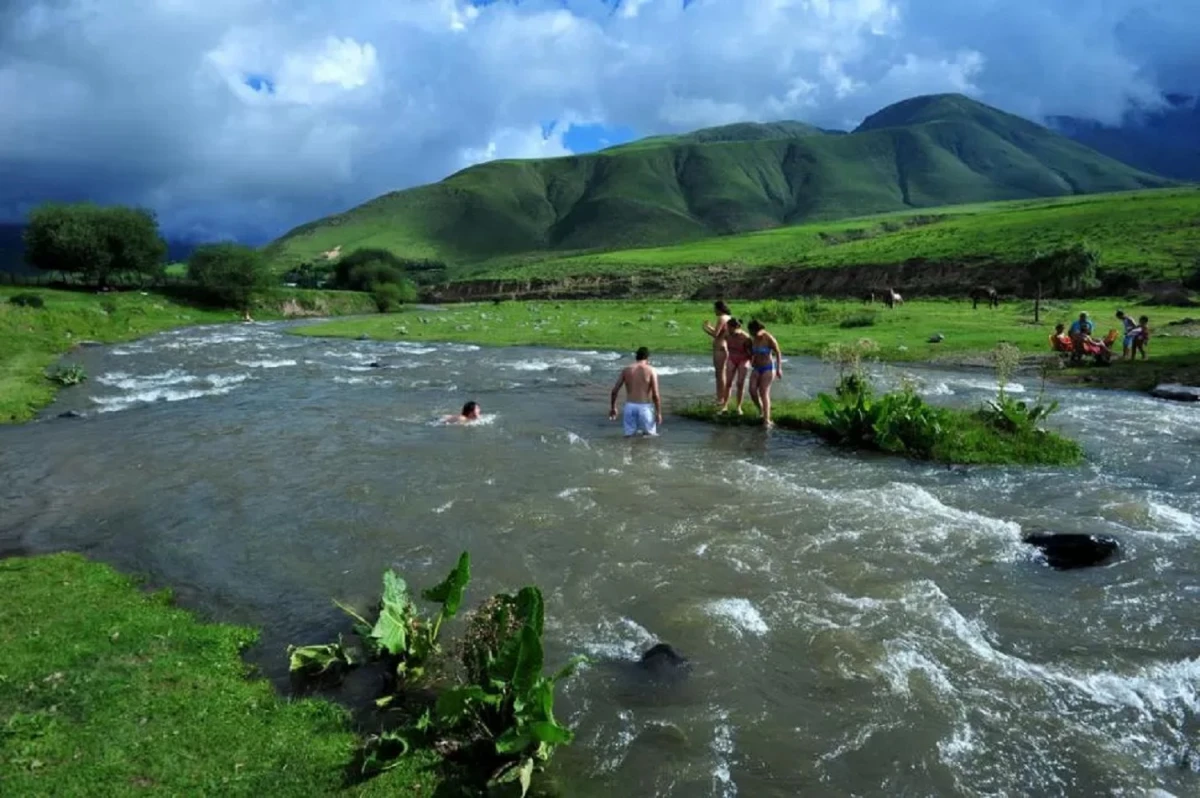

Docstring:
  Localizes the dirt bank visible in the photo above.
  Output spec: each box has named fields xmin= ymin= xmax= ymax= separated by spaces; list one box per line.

xmin=424 ymin=260 xmax=1021 ymax=303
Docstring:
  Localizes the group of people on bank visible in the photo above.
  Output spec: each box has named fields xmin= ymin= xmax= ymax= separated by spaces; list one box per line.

xmin=1050 ymin=309 xmax=1151 ymax=364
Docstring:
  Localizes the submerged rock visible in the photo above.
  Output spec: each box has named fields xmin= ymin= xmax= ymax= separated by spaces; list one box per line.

xmin=1150 ymin=383 xmax=1200 ymax=402
xmin=356 ymin=334 xmax=370 ymax=341
xmin=1023 ymin=532 xmax=1120 ymax=570
xmin=56 ymin=410 xmax=84 ymax=419
xmin=367 ymin=361 xmax=384 ymax=369
xmin=639 ymin=643 xmax=690 ymax=674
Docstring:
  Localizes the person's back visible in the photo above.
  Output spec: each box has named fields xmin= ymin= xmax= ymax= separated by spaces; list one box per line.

xmin=610 ymin=347 xmax=662 ymax=437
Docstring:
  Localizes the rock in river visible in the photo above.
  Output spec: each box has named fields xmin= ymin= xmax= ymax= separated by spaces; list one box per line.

xmin=1150 ymin=383 xmax=1200 ymax=402
xmin=639 ymin=643 xmax=690 ymax=675
xmin=1023 ymin=532 xmax=1120 ymax=570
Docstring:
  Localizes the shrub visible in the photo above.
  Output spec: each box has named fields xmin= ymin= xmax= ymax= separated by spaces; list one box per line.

xmin=817 ymin=373 xmax=944 ymax=459
xmin=372 ymin=281 xmax=416 ymax=312
xmin=752 ymin=299 xmax=798 ymax=325
xmin=187 ymin=243 xmax=274 ymax=313
xmin=838 ymin=311 xmax=877 ymax=329
xmin=8 ymin=292 xmax=44 ymax=308
xmin=46 ymin=363 xmax=87 ymax=386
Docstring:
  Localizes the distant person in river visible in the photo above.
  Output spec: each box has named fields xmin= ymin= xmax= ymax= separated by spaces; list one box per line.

xmin=445 ymin=401 xmax=482 ymax=424
xmin=722 ymin=318 xmax=753 ymax=414
xmin=702 ymin=300 xmax=732 ymax=407
xmin=609 ymin=347 xmax=662 ymax=437
xmin=747 ymin=320 xmax=782 ymax=428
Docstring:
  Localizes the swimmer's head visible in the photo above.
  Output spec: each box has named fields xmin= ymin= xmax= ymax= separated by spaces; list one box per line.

xmin=727 ymin=318 xmax=742 ymax=331
xmin=461 ymin=400 xmax=481 ymax=419
xmin=635 ymin=347 xmax=650 ymax=362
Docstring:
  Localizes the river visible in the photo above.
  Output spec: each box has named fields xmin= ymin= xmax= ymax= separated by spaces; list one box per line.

xmin=1 ymin=321 xmax=1198 ymax=796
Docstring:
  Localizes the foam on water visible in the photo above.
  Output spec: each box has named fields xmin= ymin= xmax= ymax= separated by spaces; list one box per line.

xmin=703 ymin=598 xmax=769 ymax=637
xmin=574 ymin=616 xmax=657 ymax=661
xmin=710 ymin=708 xmax=738 ymax=797
xmin=235 ymin=358 xmax=297 ymax=369
xmin=656 ymin=365 xmax=710 ymax=376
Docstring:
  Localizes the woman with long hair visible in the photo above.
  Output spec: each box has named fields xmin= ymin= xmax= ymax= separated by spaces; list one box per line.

xmin=747 ymin=319 xmax=782 ymax=428
xmin=702 ymin=300 xmax=732 ymax=406
xmin=723 ymin=318 xmax=753 ymax=414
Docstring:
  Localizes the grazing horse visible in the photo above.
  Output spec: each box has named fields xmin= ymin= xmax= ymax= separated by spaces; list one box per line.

xmin=971 ymin=286 xmax=999 ymax=310
xmin=862 ymin=290 xmax=876 ymax=305
xmin=884 ymin=288 xmax=903 ymax=309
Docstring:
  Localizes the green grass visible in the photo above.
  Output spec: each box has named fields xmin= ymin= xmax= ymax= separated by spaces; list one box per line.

xmin=264 ymin=93 xmax=1170 ymax=274
xmin=677 ymin=398 xmax=1084 ymax=466
xmin=292 ymin=298 xmax=1200 ymax=391
xmin=0 ymin=553 xmax=446 ymax=796
xmin=487 ymin=188 xmax=1200 ymax=280
xmin=0 ymin=287 xmax=378 ymax=424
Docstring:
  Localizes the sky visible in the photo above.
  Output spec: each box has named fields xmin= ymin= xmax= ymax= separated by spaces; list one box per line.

xmin=0 ymin=0 xmax=1196 ymax=244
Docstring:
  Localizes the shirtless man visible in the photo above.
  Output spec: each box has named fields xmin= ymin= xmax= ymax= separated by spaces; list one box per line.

xmin=609 ymin=347 xmax=662 ymax=437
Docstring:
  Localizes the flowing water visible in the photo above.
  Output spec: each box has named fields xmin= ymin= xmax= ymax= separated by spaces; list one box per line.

xmin=2 ymin=321 xmax=1199 ymax=796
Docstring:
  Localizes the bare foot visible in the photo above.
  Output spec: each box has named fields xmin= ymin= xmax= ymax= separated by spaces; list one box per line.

xmin=735 ymin=406 xmax=743 ymax=416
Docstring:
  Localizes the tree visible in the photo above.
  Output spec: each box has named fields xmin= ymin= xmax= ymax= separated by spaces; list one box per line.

xmin=332 ymin=248 xmax=407 ymax=291
xmin=23 ymin=202 xmax=166 ymax=288
xmin=1026 ymin=243 xmax=1101 ymax=323
xmin=187 ymin=243 xmax=274 ymax=314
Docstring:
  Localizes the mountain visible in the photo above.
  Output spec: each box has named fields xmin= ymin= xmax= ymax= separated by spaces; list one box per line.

xmin=263 ymin=93 xmax=1173 ymax=272
xmin=1049 ymin=94 xmax=1200 ymax=181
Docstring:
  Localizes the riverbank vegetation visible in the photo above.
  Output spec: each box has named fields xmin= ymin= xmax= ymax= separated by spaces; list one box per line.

xmin=294 ymin=297 xmax=1200 ymax=392
xmin=0 ymin=554 xmax=449 ymax=796
xmin=0 ymin=286 xmax=377 ymax=424
xmin=289 ymin=553 xmax=584 ymax=795
xmin=679 ymin=341 xmax=1083 ymax=466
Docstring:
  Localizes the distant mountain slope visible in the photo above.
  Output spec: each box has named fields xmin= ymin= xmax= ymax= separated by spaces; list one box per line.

xmin=1049 ymin=94 xmax=1200 ymax=181
xmin=264 ymin=93 xmax=1172 ymax=272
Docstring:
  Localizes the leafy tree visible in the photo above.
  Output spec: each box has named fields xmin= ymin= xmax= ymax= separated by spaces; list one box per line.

xmin=187 ymin=243 xmax=274 ymax=313
xmin=1026 ymin=243 xmax=1101 ymax=323
xmin=333 ymin=248 xmax=407 ymax=290
xmin=23 ymin=202 xmax=166 ymax=288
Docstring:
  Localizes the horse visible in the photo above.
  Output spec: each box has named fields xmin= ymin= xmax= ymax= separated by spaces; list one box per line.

xmin=970 ymin=286 xmax=999 ymax=310
xmin=884 ymin=288 xmax=903 ymax=309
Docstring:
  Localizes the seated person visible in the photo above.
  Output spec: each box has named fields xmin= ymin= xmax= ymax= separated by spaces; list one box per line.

xmin=1049 ymin=323 xmax=1073 ymax=352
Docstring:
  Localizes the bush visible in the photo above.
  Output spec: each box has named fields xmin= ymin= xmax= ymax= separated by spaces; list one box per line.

xmin=187 ymin=243 xmax=274 ymax=312
xmin=839 ymin=311 xmax=877 ymax=329
xmin=752 ymin=299 xmax=799 ymax=325
xmin=817 ymin=374 xmax=945 ymax=459
xmin=46 ymin=363 xmax=87 ymax=386
xmin=8 ymin=293 xmax=44 ymax=308
xmin=372 ymin=281 xmax=417 ymax=312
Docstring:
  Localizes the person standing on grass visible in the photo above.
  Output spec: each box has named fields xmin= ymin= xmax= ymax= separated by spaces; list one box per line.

xmin=1131 ymin=315 xmax=1151 ymax=360
xmin=1068 ymin=312 xmax=1094 ymax=363
xmin=747 ymin=320 xmax=783 ymax=428
xmin=722 ymin=318 xmax=753 ymax=415
xmin=702 ymin=300 xmax=732 ymax=407
xmin=1116 ymin=309 xmax=1138 ymax=359
xmin=609 ymin=347 xmax=662 ymax=437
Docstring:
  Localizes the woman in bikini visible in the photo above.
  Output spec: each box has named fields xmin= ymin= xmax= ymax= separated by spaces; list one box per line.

xmin=702 ymin=300 xmax=732 ymax=406
xmin=747 ymin=320 xmax=782 ymax=428
xmin=722 ymin=318 xmax=753 ymax=414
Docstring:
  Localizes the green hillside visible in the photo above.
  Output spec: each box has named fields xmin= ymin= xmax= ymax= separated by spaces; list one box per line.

xmin=264 ymin=94 xmax=1172 ymax=273
xmin=480 ymin=188 xmax=1200 ymax=281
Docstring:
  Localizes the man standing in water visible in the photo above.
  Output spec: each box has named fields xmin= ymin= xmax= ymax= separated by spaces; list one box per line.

xmin=609 ymin=347 xmax=662 ymax=437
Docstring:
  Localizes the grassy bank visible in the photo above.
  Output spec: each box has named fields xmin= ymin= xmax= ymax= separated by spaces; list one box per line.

xmin=677 ymin=399 xmax=1084 ymax=466
xmin=482 ymin=188 xmax=1200 ymax=280
xmin=0 ymin=553 xmax=445 ymax=796
xmin=0 ymin=286 xmax=377 ymax=424
xmin=294 ymin=298 xmax=1200 ymax=391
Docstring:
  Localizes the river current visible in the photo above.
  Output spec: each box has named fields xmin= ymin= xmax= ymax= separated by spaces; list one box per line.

xmin=1 ymin=320 xmax=1198 ymax=796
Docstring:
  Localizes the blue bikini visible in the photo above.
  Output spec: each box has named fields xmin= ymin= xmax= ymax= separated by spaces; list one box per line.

xmin=752 ymin=345 xmax=775 ymax=374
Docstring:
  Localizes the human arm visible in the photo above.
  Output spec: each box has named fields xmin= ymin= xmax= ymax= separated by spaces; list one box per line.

xmin=770 ymin=334 xmax=783 ymax=377
xmin=609 ymin=371 xmax=625 ymax=420
xmin=651 ymin=371 xmax=662 ymax=425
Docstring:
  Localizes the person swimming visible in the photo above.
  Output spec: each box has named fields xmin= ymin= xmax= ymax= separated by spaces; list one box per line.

xmin=444 ymin=400 xmax=482 ymax=424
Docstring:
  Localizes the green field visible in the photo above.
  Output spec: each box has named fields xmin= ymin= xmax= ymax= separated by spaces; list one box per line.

xmin=0 ymin=554 xmax=446 ymax=796
xmin=483 ymin=188 xmax=1200 ymax=281
xmin=0 ymin=287 xmax=377 ymax=424
xmin=294 ymin=298 xmax=1200 ymax=392
xmin=264 ymin=94 xmax=1170 ymax=274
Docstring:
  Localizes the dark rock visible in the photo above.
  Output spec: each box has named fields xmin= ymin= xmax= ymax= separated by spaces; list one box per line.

xmin=1150 ymin=383 xmax=1200 ymax=402
xmin=77 ymin=340 xmax=104 ymax=348
xmin=928 ymin=333 xmax=945 ymax=343
xmin=356 ymin=334 xmax=370 ymax=341
xmin=1023 ymin=532 xmax=1120 ymax=570
xmin=639 ymin=643 xmax=690 ymax=674
xmin=367 ymin=361 xmax=384 ymax=369
xmin=56 ymin=410 xmax=84 ymax=419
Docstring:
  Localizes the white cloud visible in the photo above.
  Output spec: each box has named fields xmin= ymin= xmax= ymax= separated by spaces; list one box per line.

xmin=0 ymin=0 xmax=1194 ymax=242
